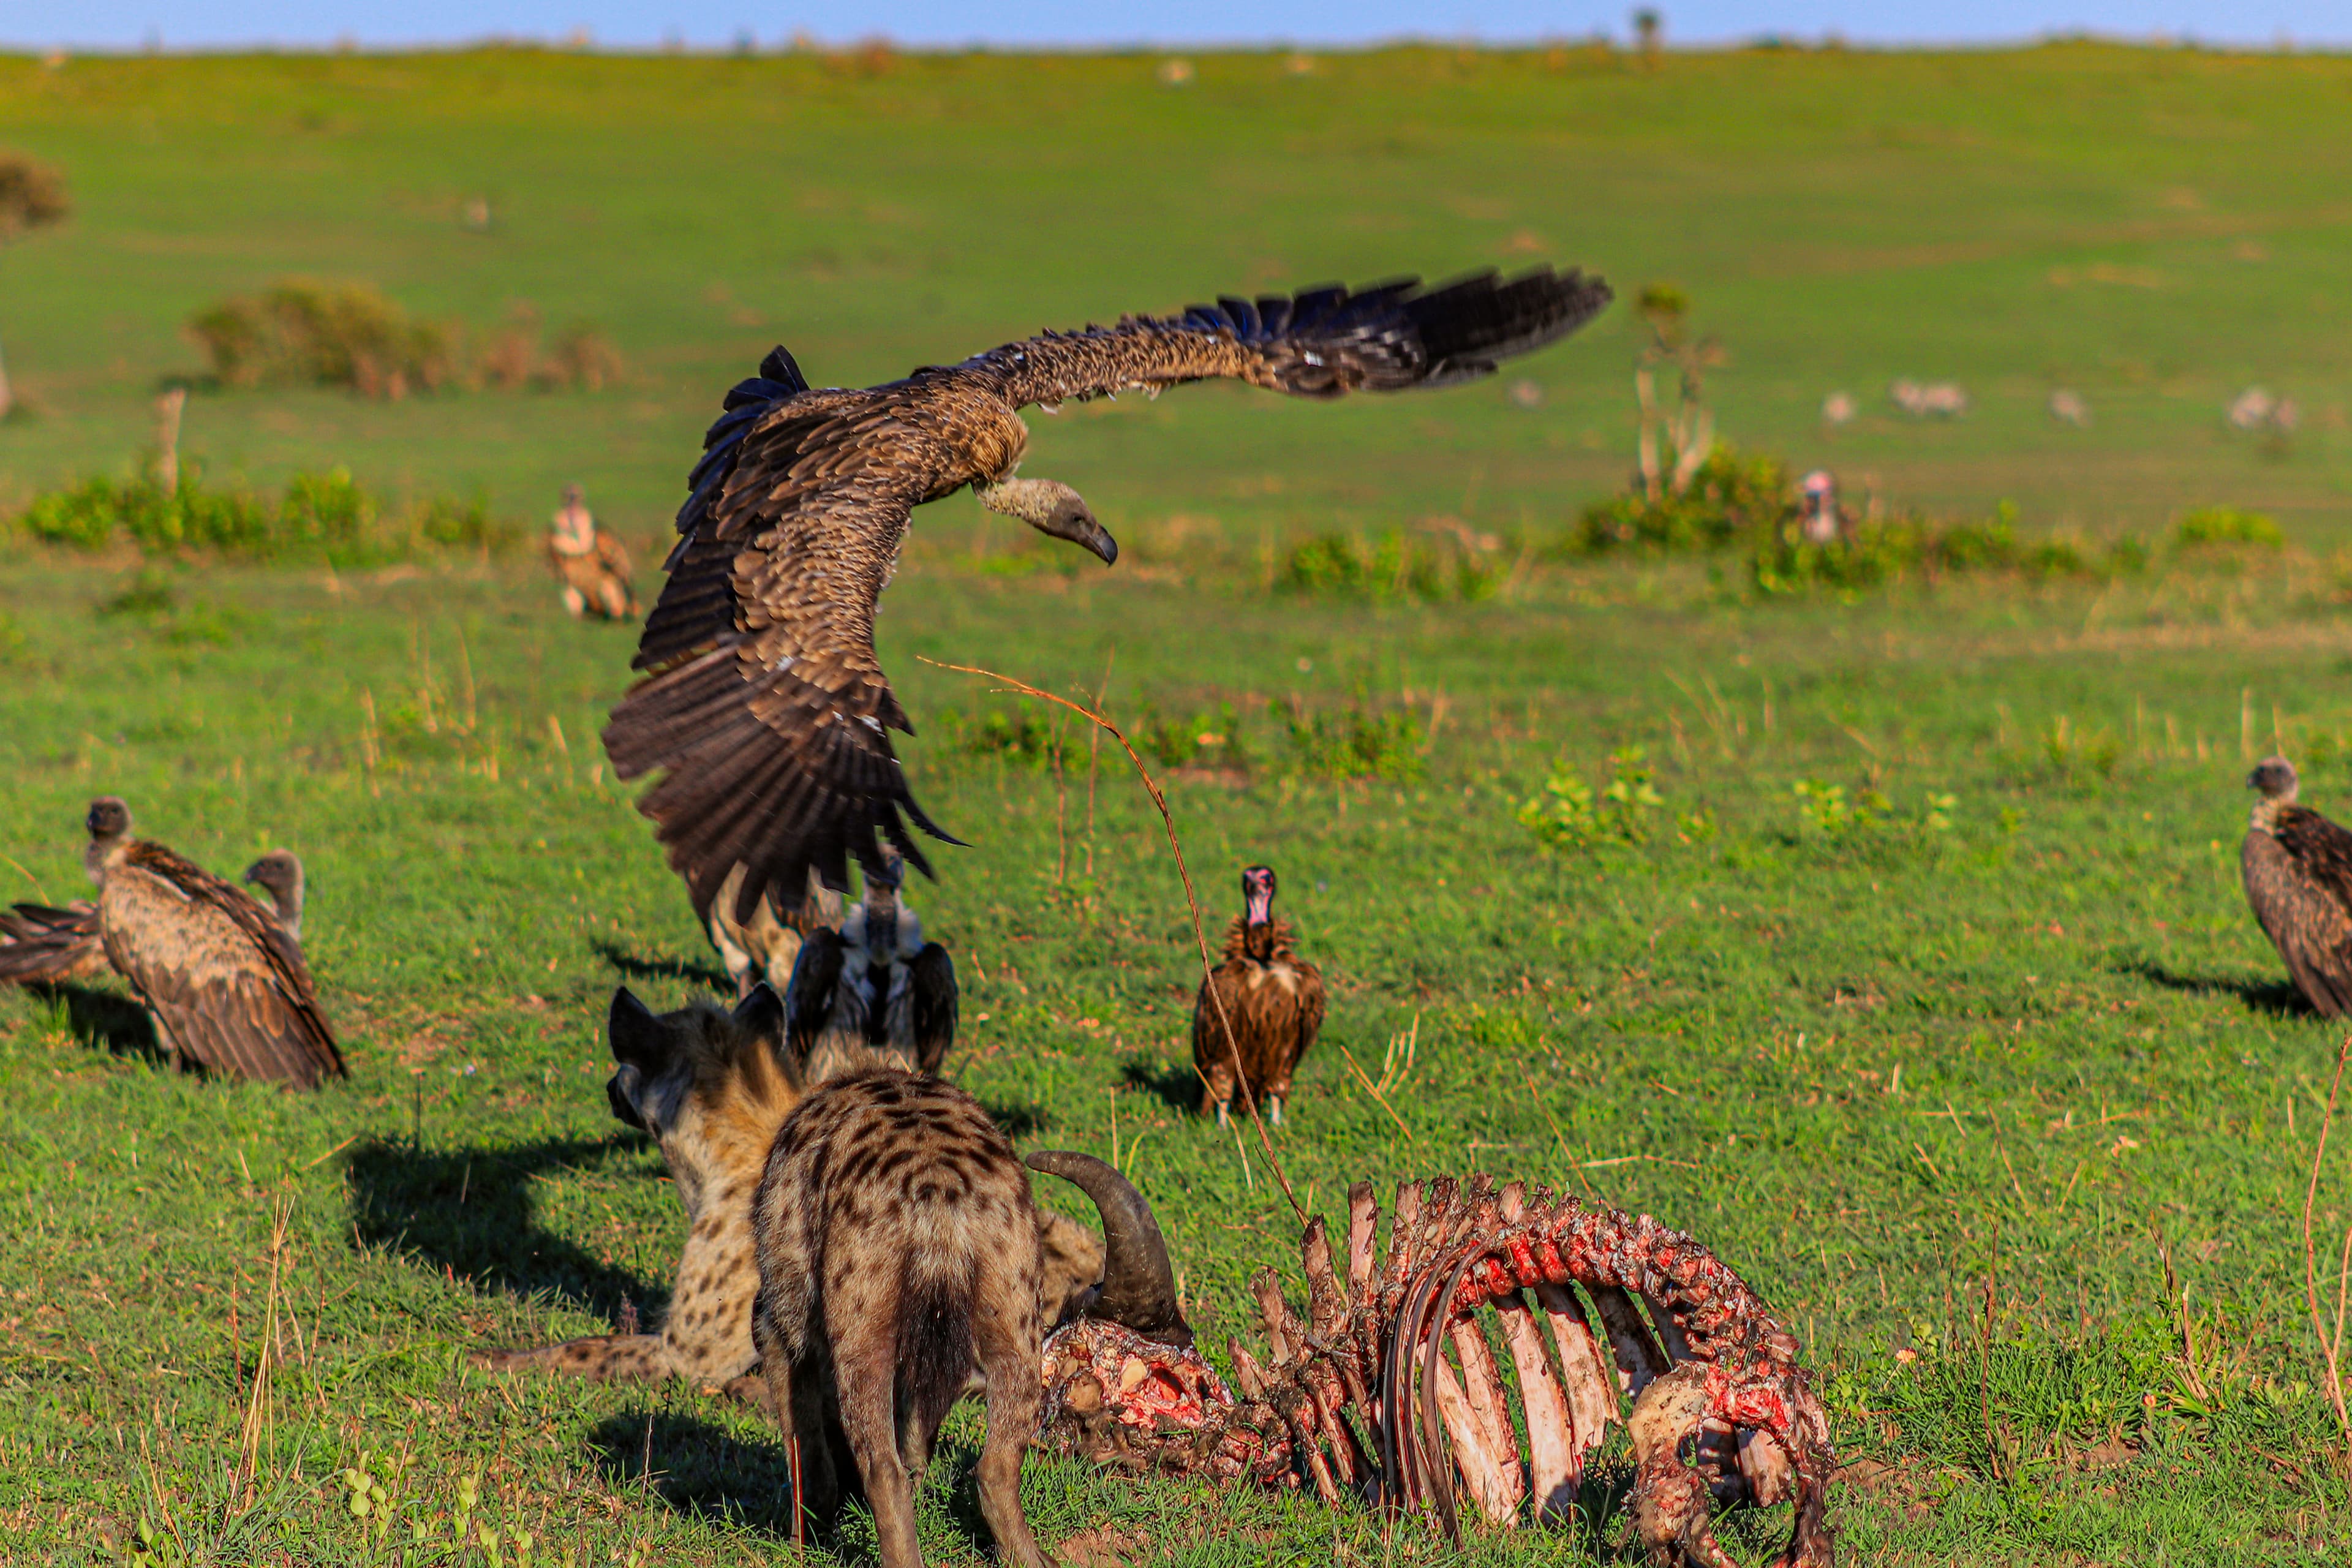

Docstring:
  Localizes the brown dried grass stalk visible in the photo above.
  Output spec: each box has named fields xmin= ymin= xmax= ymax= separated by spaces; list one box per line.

xmin=925 ymin=657 xmax=1307 ymax=1226
xmin=2303 ymin=1035 xmax=2352 ymax=1446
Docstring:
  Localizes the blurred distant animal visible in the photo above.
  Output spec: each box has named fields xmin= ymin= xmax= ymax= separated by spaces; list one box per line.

xmin=0 ymin=899 xmax=104 ymax=986
xmin=1797 ymin=470 xmax=1852 ymax=545
xmin=707 ymin=863 xmax=841 ymax=1000
xmin=603 ymin=266 xmax=1612 ymax=933
xmin=2049 ymin=389 xmax=2090 ymax=428
xmin=1891 ymin=380 xmax=1967 ymax=418
xmin=783 ymin=852 xmax=955 ymax=1083
xmin=1193 ymin=864 xmax=1326 ymax=1126
xmin=242 ymin=850 xmax=306 ymax=943
xmin=2229 ymin=386 xmax=2299 ymax=435
xmin=1819 ymin=390 xmax=1856 ymax=427
xmin=546 ymin=484 xmax=637 ymax=620
xmin=2242 ymin=756 xmax=2352 ymax=1016
xmin=84 ymin=797 xmax=344 ymax=1088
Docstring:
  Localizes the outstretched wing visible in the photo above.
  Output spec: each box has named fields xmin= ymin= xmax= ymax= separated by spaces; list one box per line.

xmin=909 ymin=941 xmax=957 ymax=1076
xmin=0 ymin=900 xmax=107 ymax=985
xmin=973 ymin=267 xmax=1611 ymax=408
xmin=781 ymin=924 xmax=846 ymax=1076
xmin=605 ymin=348 xmax=957 ymax=924
xmin=103 ymin=843 xmax=345 ymax=1088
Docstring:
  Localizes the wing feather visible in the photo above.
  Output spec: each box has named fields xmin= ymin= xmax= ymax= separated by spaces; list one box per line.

xmin=978 ymin=267 xmax=1611 ymax=409
xmin=0 ymin=900 xmax=107 ymax=985
xmin=909 ymin=941 xmax=957 ymax=1076
xmin=2244 ymin=827 xmax=2352 ymax=1015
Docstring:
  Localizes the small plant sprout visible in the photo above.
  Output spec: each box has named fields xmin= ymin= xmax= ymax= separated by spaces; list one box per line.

xmin=1924 ymin=792 xmax=1958 ymax=833
xmin=1520 ymin=747 xmax=1664 ymax=849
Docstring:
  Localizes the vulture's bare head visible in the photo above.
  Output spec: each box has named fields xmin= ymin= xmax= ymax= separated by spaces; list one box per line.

xmin=86 ymin=797 xmax=132 ymax=842
xmin=1241 ymin=863 xmax=1277 ymax=926
xmin=244 ymin=850 xmax=306 ymax=935
xmin=2250 ymin=756 xmax=2301 ymax=802
xmin=975 ymin=476 xmax=1118 ymax=565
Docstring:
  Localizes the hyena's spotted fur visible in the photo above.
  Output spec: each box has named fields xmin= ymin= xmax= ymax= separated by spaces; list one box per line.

xmin=473 ymin=986 xmax=1101 ymax=1401
xmin=752 ymin=1068 xmax=1049 ymax=1568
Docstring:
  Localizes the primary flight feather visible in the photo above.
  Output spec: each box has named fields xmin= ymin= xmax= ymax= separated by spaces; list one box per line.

xmin=606 ymin=266 xmax=1612 ymax=921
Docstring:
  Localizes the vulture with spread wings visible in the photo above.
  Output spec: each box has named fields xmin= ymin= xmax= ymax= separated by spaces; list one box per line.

xmin=85 ymin=798 xmax=345 ymax=1088
xmin=2243 ymin=756 xmax=2352 ymax=1015
xmin=606 ymin=266 xmax=1612 ymax=921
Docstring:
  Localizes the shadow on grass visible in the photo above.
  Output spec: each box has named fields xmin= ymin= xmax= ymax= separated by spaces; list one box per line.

xmin=1117 ymin=1055 xmax=1200 ymax=1117
xmin=32 ymin=981 xmax=167 ymax=1064
xmin=2123 ymin=960 xmax=2308 ymax=1019
xmin=593 ymin=941 xmax=730 ymax=993
xmin=585 ymin=1404 xmax=1010 ymax=1563
xmin=345 ymin=1134 xmax=657 ymax=1319
xmin=978 ymin=1098 xmax=1054 ymax=1137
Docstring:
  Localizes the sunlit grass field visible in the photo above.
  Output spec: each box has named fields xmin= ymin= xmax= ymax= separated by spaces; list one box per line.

xmin=2 ymin=40 xmax=2351 ymax=1567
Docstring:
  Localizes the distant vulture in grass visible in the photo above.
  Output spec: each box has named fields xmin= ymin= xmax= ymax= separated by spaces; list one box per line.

xmin=85 ymin=798 xmax=345 ymax=1088
xmin=0 ymin=898 xmax=106 ymax=986
xmin=782 ymin=851 xmax=956 ymax=1084
xmin=1193 ymin=865 xmax=1326 ymax=1127
xmin=704 ymin=862 xmax=842 ymax=1001
xmin=2242 ymin=756 xmax=2352 ymax=1015
xmin=243 ymin=850 xmax=306 ymax=943
xmin=604 ymin=266 xmax=1612 ymax=925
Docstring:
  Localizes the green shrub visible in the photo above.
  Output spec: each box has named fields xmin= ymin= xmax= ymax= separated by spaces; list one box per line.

xmin=0 ymin=149 xmax=69 ymax=239
xmin=1570 ymin=445 xmax=1790 ymax=554
xmin=2174 ymin=506 xmax=2282 ymax=549
xmin=1520 ymin=747 xmax=1664 ymax=850
xmin=1276 ymin=530 xmax=1487 ymax=603
xmin=1285 ymin=704 xmax=1422 ymax=780
xmin=12 ymin=464 xmax=517 ymax=564
xmin=1134 ymin=703 xmax=1249 ymax=772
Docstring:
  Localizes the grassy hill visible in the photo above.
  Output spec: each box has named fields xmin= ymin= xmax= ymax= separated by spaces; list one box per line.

xmin=1 ymin=42 xmax=2350 ymax=1567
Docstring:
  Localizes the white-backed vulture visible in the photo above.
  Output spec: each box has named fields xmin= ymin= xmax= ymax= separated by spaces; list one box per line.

xmin=705 ymin=862 xmax=842 ymax=1001
xmin=85 ymin=798 xmax=345 ymax=1088
xmin=782 ymin=852 xmax=956 ymax=1083
xmin=547 ymin=484 xmax=638 ymax=620
xmin=2242 ymin=756 xmax=2352 ymax=1014
xmin=0 ymin=899 xmax=106 ymax=986
xmin=603 ymin=267 xmax=1612 ymax=924
xmin=242 ymin=850 xmax=306 ymax=943
xmin=1193 ymin=864 xmax=1326 ymax=1126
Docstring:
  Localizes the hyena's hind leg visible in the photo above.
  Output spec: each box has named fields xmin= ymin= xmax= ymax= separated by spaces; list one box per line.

xmin=970 ymin=1287 xmax=1050 ymax=1568
xmin=470 ymin=1333 xmax=670 ymax=1382
xmin=827 ymin=1296 xmax=925 ymax=1568
xmin=754 ymin=1305 xmax=840 ymax=1545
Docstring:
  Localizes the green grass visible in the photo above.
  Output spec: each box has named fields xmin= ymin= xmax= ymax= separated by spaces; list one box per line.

xmin=2 ymin=40 xmax=2352 ymax=1568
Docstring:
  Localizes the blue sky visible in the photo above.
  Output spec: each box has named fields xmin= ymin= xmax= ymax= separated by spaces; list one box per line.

xmin=2 ymin=0 xmax=2348 ymax=51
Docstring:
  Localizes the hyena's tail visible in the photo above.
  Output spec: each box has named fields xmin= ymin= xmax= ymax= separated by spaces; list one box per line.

xmin=898 ymin=1270 xmax=978 ymax=1445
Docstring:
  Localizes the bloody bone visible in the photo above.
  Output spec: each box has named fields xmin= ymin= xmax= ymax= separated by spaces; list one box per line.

xmin=1036 ymin=1172 xmax=1834 ymax=1568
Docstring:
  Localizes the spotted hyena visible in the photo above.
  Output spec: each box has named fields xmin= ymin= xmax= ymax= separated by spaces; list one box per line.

xmin=752 ymin=1066 xmax=1050 ymax=1568
xmin=473 ymin=985 xmax=1101 ymax=1401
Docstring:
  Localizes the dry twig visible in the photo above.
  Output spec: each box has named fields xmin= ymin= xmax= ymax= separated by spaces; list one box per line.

xmin=2302 ymin=1034 xmax=2352 ymax=1444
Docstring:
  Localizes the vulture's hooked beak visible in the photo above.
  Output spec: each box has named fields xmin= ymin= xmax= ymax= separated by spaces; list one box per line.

xmin=1035 ymin=490 xmax=1118 ymax=565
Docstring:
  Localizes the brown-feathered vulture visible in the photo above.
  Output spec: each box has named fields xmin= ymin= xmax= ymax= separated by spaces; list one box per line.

xmin=605 ymin=267 xmax=1612 ymax=922
xmin=1193 ymin=864 xmax=1326 ymax=1126
xmin=2243 ymin=756 xmax=2352 ymax=1015
xmin=85 ymin=798 xmax=345 ymax=1088
xmin=705 ymin=862 xmax=842 ymax=1001
xmin=782 ymin=851 xmax=956 ymax=1084
xmin=0 ymin=899 xmax=107 ymax=986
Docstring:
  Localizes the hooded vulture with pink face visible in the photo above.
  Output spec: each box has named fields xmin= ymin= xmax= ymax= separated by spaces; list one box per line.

xmin=604 ymin=267 xmax=1611 ymax=928
xmin=83 ymin=798 xmax=344 ymax=1088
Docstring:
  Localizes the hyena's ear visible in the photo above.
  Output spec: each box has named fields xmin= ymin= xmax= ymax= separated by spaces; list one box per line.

xmin=733 ymin=981 xmax=784 ymax=1044
xmin=608 ymin=986 xmax=668 ymax=1070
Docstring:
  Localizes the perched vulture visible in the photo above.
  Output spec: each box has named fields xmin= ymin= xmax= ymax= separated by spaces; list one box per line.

xmin=546 ymin=484 xmax=638 ymax=620
xmin=243 ymin=850 xmax=306 ymax=942
xmin=782 ymin=852 xmax=956 ymax=1083
xmin=2242 ymin=756 xmax=2352 ymax=1015
xmin=704 ymin=862 xmax=842 ymax=1001
xmin=605 ymin=266 xmax=1613 ymax=924
xmin=0 ymin=899 xmax=106 ymax=986
xmin=1193 ymin=864 xmax=1326 ymax=1126
xmin=85 ymin=798 xmax=345 ymax=1087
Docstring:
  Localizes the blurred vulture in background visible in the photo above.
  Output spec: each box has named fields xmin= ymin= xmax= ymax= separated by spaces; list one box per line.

xmin=782 ymin=852 xmax=956 ymax=1083
xmin=85 ymin=798 xmax=345 ymax=1088
xmin=2242 ymin=756 xmax=2352 ymax=1016
xmin=605 ymin=266 xmax=1613 ymax=930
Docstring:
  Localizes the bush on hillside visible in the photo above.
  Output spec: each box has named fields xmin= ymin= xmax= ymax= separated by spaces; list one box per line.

xmin=0 ymin=150 xmax=69 ymax=239
xmin=1571 ymin=445 xmax=1790 ymax=554
xmin=1278 ymin=530 xmax=1495 ymax=602
xmin=189 ymin=281 xmax=459 ymax=398
xmin=2174 ymin=505 xmax=2282 ymax=550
